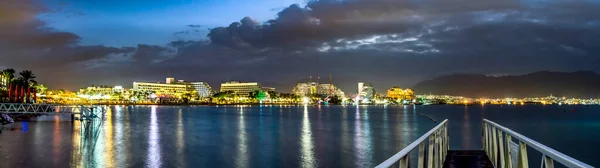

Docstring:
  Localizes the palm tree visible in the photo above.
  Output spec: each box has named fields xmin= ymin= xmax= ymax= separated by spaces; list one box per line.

xmin=18 ymin=70 xmax=37 ymax=88
xmin=1 ymin=68 xmax=15 ymax=89
xmin=182 ymin=92 xmax=193 ymax=103
xmin=133 ymin=90 xmax=152 ymax=100
xmin=107 ymin=91 xmax=122 ymax=101
xmin=35 ymin=84 xmax=48 ymax=94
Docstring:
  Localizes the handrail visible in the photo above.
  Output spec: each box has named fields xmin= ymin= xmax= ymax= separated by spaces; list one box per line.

xmin=0 ymin=103 xmax=57 ymax=113
xmin=376 ymin=119 xmax=449 ymax=168
xmin=483 ymin=119 xmax=593 ymax=168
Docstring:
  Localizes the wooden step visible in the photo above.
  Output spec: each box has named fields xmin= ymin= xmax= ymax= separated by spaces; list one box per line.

xmin=443 ymin=150 xmax=494 ymax=168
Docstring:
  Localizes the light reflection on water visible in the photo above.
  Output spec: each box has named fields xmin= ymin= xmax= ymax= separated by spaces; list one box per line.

xmin=103 ymin=106 xmax=115 ymax=168
xmin=462 ymin=106 xmax=472 ymax=149
xmin=1 ymin=105 xmax=428 ymax=167
xmin=176 ymin=108 xmax=185 ymax=167
xmin=236 ymin=106 xmax=248 ymax=167
xmin=354 ymin=106 xmax=373 ymax=167
xmin=53 ymin=115 xmax=61 ymax=166
xmin=300 ymin=105 xmax=316 ymax=168
xmin=16 ymin=105 xmax=596 ymax=167
xmin=147 ymin=105 xmax=161 ymax=168
xmin=115 ymin=106 xmax=125 ymax=166
xmin=70 ymin=119 xmax=82 ymax=168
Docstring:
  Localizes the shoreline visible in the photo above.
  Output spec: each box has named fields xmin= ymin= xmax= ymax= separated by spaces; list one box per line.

xmin=46 ymin=103 xmax=600 ymax=107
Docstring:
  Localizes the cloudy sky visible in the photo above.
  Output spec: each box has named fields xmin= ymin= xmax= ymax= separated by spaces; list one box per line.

xmin=1 ymin=0 xmax=599 ymax=93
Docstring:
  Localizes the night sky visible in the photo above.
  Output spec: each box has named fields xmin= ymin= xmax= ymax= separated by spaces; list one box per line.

xmin=1 ymin=0 xmax=599 ymax=93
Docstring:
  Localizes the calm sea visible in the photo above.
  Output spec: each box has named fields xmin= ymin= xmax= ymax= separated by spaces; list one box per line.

xmin=0 ymin=105 xmax=598 ymax=167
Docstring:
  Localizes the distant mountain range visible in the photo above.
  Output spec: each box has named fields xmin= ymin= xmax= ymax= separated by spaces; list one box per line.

xmin=412 ymin=71 xmax=600 ymax=98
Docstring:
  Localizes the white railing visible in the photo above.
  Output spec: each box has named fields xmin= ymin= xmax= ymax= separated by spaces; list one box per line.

xmin=483 ymin=119 xmax=593 ymax=168
xmin=376 ymin=119 xmax=449 ymax=168
xmin=0 ymin=103 xmax=57 ymax=113
xmin=0 ymin=103 xmax=105 ymax=119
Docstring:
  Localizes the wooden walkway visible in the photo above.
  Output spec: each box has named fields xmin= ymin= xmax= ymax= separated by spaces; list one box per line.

xmin=442 ymin=150 xmax=494 ymax=168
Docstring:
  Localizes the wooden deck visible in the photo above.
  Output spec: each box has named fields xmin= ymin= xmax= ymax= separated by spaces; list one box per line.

xmin=443 ymin=150 xmax=494 ymax=168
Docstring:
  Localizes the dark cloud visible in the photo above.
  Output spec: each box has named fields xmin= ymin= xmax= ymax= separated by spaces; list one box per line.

xmin=175 ymin=25 xmax=207 ymax=39
xmin=2 ymin=0 xmax=600 ymax=94
xmin=187 ymin=24 xmax=203 ymax=28
xmin=207 ymin=0 xmax=524 ymax=50
xmin=0 ymin=0 xmax=178 ymax=89
xmin=201 ymin=0 xmax=600 ymax=92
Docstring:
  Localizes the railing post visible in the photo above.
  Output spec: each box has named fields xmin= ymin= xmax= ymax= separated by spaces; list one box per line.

xmin=439 ymin=129 xmax=443 ymax=168
xmin=498 ymin=129 xmax=505 ymax=168
xmin=543 ymin=155 xmax=554 ymax=168
xmin=489 ymin=123 xmax=493 ymax=158
xmin=434 ymin=130 xmax=440 ymax=168
xmin=493 ymin=126 xmax=498 ymax=167
xmin=399 ymin=155 xmax=409 ymax=168
xmin=437 ymin=126 xmax=444 ymax=167
xmin=428 ymin=134 xmax=434 ymax=168
xmin=376 ymin=120 xmax=449 ymax=168
xmin=444 ymin=123 xmax=448 ymax=162
xmin=505 ymin=135 xmax=513 ymax=168
xmin=487 ymin=123 xmax=492 ymax=157
xmin=483 ymin=119 xmax=592 ymax=168
xmin=418 ymin=142 xmax=425 ymax=168
xmin=518 ymin=141 xmax=528 ymax=168
xmin=483 ymin=123 xmax=488 ymax=154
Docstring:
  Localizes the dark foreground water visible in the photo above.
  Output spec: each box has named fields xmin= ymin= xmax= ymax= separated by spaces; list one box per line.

xmin=0 ymin=105 xmax=598 ymax=167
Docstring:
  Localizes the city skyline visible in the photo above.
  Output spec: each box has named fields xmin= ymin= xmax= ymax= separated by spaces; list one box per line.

xmin=1 ymin=0 xmax=599 ymax=94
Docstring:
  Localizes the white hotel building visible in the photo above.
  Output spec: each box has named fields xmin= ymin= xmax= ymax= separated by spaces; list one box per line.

xmin=133 ymin=78 xmax=213 ymax=98
xmin=220 ymin=81 xmax=268 ymax=97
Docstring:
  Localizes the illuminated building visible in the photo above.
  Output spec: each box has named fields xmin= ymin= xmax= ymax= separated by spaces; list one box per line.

xmin=262 ymin=87 xmax=276 ymax=92
xmin=293 ymin=82 xmax=313 ymax=96
xmin=220 ymin=81 xmax=262 ymax=97
xmin=358 ymin=82 xmax=375 ymax=99
xmin=189 ymin=82 xmax=213 ymax=98
xmin=293 ymin=82 xmax=345 ymax=97
xmin=166 ymin=77 xmax=175 ymax=84
xmin=358 ymin=82 xmax=365 ymax=95
xmin=134 ymin=79 xmax=188 ymax=98
xmin=317 ymin=84 xmax=345 ymax=97
xmin=78 ymin=85 xmax=125 ymax=100
xmin=134 ymin=78 xmax=213 ymax=99
xmin=113 ymin=86 xmax=124 ymax=93
xmin=387 ymin=87 xmax=416 ymax=100
xmin=79 ymin=86 xmax=124 ymax=95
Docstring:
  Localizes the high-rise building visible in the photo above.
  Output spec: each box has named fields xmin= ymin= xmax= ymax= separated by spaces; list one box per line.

xmin=220 ymin=81 xmax=262 ymax=96
xmin=358 ymin=82 xmax=375 ymax=99
xmin=358 ymin=82 xmax=365 ymax=95
xmin=133 ymin=81 xmax=187 ymax=98
xmin=293 ymin=82 xmax=312 ymax=96
xmin=317 ymin=83 xmax=345 ymax=97
xmin=293 ymin=82 xmax=345 ymax=97
xmin=190 ymin=82 xmax=213 ymax=98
